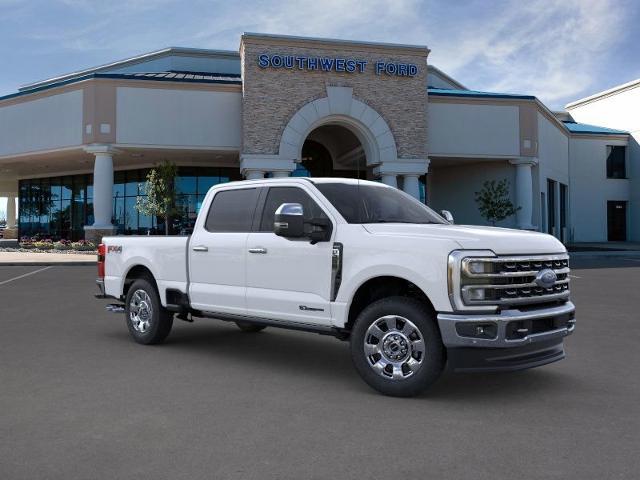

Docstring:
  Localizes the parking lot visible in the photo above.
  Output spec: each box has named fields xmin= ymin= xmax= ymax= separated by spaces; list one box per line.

xmin=1 ymin=257 xmax=639 ymax=479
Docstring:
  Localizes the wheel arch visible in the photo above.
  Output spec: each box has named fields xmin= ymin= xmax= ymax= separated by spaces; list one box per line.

xmin=122 ymin=264 xmax=158 ymax=300
xmin=344 ymin=275 xmax=436 ymax=333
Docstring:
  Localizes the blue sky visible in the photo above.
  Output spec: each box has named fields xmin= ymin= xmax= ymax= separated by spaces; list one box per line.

xmin=1 ymin=0 xmax=639 ymax=216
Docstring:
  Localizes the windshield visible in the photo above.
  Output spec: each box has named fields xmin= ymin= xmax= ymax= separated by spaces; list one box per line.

xmin=314 ymin=182 xmax=447 ymax=225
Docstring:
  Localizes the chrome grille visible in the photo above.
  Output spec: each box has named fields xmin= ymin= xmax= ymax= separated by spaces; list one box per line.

xmin=460 ymin=254 xmax=570 ymax=307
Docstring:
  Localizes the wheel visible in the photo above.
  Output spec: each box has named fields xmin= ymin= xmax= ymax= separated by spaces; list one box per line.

xmin=350 ymin=296 xmax=445 ymax=397
xmin=235 ymin=321 xmax=266 ymax=333
xmin=125 ymin=278 xmax=173 ymax=345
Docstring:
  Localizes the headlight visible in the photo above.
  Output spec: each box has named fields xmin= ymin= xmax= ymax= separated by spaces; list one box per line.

xmin=448 ymin=250 xmax=498 ymax=312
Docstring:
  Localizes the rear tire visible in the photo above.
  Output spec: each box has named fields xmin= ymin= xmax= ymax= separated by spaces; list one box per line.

xmin=125 ymin=278 xmax=173 ymax=345
xmin=350 ymin=296 xmax=445 ymax=397
xmin=235 ymin=321 xmax=266 ymax=333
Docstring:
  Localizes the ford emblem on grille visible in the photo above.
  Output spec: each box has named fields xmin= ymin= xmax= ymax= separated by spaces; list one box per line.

xmin=534 ymin=268 xmax=557 ymax=289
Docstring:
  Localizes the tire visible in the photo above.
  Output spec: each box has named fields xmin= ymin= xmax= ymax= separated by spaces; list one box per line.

xmin=125 ymin=278 xmax=173 ymax=345
xmin=350 ymin=296 xmax=445 ymax=397
xmin=235 ymin=321 xmax=266 ymax=333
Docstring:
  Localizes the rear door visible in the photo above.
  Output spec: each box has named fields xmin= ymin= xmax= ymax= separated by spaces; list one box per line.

xmin=188 ymin=187 xmax=260 ymax=315
xmin=245 ymin=185 xmax=335 ymax=326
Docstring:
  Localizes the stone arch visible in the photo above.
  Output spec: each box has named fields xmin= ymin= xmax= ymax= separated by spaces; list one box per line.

xmin=278 ymin=86 xmax=398 ymax=166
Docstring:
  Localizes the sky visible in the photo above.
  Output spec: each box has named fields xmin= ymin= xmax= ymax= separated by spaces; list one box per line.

xmin=1 ymin=0 xmax=639 ymax=216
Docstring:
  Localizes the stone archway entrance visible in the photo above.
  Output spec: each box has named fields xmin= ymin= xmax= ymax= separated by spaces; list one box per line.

xmin=298 ymin=124 xmax=368 ymax=179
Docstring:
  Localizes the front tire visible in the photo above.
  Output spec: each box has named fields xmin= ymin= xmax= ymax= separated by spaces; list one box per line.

xmin=350 ymin=296 xmax=445 ymax=397
xmin=125 ymin=278 xmax=173 ymax=345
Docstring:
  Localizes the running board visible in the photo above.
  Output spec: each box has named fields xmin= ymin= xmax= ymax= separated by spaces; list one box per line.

xmin=106 ymin=303 xmax=125 ymax=313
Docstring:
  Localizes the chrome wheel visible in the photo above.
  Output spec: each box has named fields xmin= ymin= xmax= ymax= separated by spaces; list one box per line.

xmin=364 ymin=315 xmax=426 ymax=381
xmin=129 ymin=289 xmax=153 ymax=333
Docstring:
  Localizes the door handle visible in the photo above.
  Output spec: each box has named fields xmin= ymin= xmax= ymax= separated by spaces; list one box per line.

xmin=192 ymin=245 xmax=208 ymax=252
xmin=248 ymin=247 xmax=267 ymax=254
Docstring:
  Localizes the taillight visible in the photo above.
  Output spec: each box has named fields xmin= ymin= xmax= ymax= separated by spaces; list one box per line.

xmin=97 ymin=243 xmax=106 ymax=278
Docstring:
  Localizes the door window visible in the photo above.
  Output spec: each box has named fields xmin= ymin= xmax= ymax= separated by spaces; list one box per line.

xmin=259 ymin=187 xmax=327 ymax=232
xmin=205 ymin=188 xmax=259 ymax=232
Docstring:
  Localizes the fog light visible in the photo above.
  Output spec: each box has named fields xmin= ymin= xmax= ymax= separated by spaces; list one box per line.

xmin=456 ymin=322 xmax=498 ymax=339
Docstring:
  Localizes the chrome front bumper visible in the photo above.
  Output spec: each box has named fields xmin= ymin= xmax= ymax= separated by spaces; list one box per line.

xmin=437 ymin=301 xmax=576 ymax=349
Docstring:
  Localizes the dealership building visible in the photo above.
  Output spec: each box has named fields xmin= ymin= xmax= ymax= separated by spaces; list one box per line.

xmin=0 ymin=33 xmax=636 ymax=243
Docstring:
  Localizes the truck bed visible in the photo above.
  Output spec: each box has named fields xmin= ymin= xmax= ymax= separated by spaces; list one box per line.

xmin=103 ymin=235 xmax=190 ymax=305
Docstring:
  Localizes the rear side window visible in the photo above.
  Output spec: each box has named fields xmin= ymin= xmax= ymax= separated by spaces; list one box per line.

xmin=259 ymin=187 xmax=328 ymax=232
xmin=205 ymin=188 xmax=259 ymax=232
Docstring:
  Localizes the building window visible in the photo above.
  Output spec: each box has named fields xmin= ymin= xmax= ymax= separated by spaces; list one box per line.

xmin=606 ymin=146 xmax=626 ymax=179
xmin=18 ymin=166 xmax=240 ymax=240
xmin=547 ymin=179 xmax=556 ymax=235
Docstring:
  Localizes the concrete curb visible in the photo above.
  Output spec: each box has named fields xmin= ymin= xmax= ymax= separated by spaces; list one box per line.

xmin=569 ymin=250 xmax=640 ymax=258
xmin=0 ymin=262 xmax=96 ymax=266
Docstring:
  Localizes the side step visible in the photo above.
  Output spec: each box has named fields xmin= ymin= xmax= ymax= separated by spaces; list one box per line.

xmin=106 ymin=303 xmax=125 ymax=313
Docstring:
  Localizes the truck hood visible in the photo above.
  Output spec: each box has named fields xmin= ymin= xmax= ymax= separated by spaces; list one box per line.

xmin=362 ymin=224 xmax=566 ymax=255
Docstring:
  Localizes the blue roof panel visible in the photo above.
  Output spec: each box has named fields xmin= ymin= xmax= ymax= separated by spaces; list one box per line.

xmin=428 ymin=87 xmax=535 ymax=100
xmin=562 ymin=121 xmax=628 ymax=135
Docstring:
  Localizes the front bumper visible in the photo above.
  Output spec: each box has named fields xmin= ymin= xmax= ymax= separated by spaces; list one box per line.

xmin=437 ymin=301 xmax=575 ymax=372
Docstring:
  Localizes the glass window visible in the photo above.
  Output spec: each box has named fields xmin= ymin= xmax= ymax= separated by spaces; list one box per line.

xmin=113 ymin=171 xmax=126 ymax=198
xmin=176 ymin=174 xmax=197 ymax=195
xmin=606 ymin=146 xmax=626 ymax=179
xmin=125 ymin=170 xmax=140 ymax=197
xmin=61 ymin=176 xmax=73 ymax=200
xmin=124 ymin=197 xmax=138 ymax=234
xmin=259 ymin=187 xmax=327 ymax=232
xmin=315 ymin=182 xmax=445 ymax=224
xmin=205 ymin=188 xmax=259 ymax=233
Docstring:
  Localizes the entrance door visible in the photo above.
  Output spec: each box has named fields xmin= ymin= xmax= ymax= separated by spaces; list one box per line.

xmin=607 ymin=201 xmax=627 ymax=241
xmin=245 ymin=185 xmax=335 ymax=326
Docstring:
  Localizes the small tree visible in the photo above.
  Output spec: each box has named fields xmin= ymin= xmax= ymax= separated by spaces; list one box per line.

xmin=136 ymin=161 xmax=179 ymax=235
xmin=474 ymin=179 xmax=520 ymax=226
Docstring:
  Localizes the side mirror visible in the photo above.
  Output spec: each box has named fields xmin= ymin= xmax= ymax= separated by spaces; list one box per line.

xmin=274 ymin=203 xmax=305 ymax=238
xmin=441 ymin=210 xmax=454 ymax=224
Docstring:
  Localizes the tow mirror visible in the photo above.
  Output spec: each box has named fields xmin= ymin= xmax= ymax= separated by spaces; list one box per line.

xmin=441 ymin=210 xmax=454 ymax=223
xmin=274 ymin=203 xmax=305 ymax=238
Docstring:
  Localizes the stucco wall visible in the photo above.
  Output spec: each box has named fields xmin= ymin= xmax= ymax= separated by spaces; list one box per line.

xmin=568 ymin=86 xmax=639 ymax=241
xmin=116 ymin=87 xmax=242 ymax=148
xmin=428 ymin=161 xmax=517 ymax=228
xmin=241 ymin=37 xmax=428 ymax=159
xmin=568 ymin=136 xmax=630 ymax=242
xmin=427 ymin=102 xmax=520 ymax=157
xmin=0 ymin=90 xmax=83 ymax=156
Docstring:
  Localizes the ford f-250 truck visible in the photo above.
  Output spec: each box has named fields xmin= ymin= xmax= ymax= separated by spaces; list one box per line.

xmin=96 ymin=178 xmax=576 ymax=397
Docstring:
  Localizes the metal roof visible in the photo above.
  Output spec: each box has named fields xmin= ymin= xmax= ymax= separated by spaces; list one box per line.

xmin=562 ymin=121 xmax=628 ymax=135
xmin=428 ymin=87 xmax=535 ymax=100
xmin=0 ymin=71 xmax=242 ymax=103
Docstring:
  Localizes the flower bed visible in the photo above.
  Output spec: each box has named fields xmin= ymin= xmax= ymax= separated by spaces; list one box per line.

xmin=0 ymin=237 xmax=98 ymax=255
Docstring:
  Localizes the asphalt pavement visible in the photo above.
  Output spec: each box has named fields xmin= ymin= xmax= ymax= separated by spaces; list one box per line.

xmin=0 ymin=257 xmax=639 ymax=479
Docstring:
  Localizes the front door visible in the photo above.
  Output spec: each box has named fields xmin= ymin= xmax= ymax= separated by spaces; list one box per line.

xmin=607 ymin=201 xmax=627 ymax=241
xmin=188 ymin=187 xmax=260 ymax=315
xmin=245 ymin=185 xmax=335 ymax=326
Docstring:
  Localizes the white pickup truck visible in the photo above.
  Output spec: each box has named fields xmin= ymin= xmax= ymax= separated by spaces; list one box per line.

xmin=97 ymin=178 xmax=576 ymax=396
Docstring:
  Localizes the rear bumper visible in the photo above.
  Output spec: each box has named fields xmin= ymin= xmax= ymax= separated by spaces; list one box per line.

xmin=437 ymin=302 xmax=575 ymax=372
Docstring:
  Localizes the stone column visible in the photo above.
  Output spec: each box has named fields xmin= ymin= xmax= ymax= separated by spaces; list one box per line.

xmin=84 ymin=145 xmax=118 ymax=242
xmin=380 ymin=174 xmax=397 ymax=188
xmin=240 ymin=154 xmax=295 ymax=181
xmin=245 ymin=170 xmax=265 ymax=180
xmin=402 ymin=174 xmax=421 ymax=199
xmin=509 ymin=157 xmax=538 ymax=230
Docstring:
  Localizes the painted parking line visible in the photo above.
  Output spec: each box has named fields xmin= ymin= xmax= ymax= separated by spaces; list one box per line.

xmin=569 ymin=274 xmax=581 ymax=279
xmin=0 ymin=266 xmax=52 ymax=287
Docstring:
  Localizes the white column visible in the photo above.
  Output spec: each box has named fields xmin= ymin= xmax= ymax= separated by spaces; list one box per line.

xmin=6 ymin=195 xmax=16 ymax=229
xmin=84 ymin=145 xmax=118 ymax=236
xmin=271 ymin=171 xmax=290 ymax=178
xmin=510 ymin=158 xmax=538 ymax=230
xmin=245 ymin=170 xmax=265 ymax=180
xmin=402 ymin=174 xmax=421 ymax=200
xmin=381 ymin=174 xmax=397 ymax=188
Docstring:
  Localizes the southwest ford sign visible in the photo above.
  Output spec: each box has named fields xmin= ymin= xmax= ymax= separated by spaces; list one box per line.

xmin=257 ymin=54 xmax=418 ymax=77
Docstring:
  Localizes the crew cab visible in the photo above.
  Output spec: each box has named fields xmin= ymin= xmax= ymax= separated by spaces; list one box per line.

xmin=96 ymin=178 xmax=576 ymax=397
